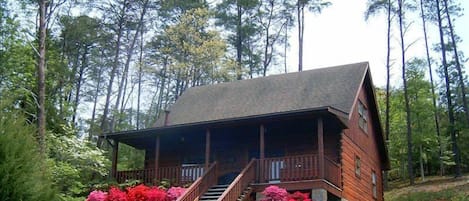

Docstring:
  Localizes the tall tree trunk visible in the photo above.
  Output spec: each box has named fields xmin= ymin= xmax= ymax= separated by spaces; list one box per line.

xmin=137 ymin=18 xmax=144 ymax=130
xmin=398 ymin=0 xmax=414 ymax=185
xmin=72 ymin=46 xmax=88 ymax=124
xmin=37 ymin=0 xmax=47 ymax=154
xmin=236 ymin=2 xmax=243 ymax=80
xmin=383 ymin=0 xmax=392 ymax=190
xmin=111 ymin=0 xmax=149 ymax=131
xmin=89 ymin=64 xmax=104 ymax=142
xmin=419 ymin=0 xmax=444 ymax=176
xmin=100 ymin=0 xmax=127 ymax=137
xmin=297 ymin=1 xmax=304 ymax=72
xmin=443 ymin=0 xmax=469 ymax=125
xmin=435 ymin=0 xmax=461 ymax=178
xmin=419 ymin=145 xmax=425 ymax=181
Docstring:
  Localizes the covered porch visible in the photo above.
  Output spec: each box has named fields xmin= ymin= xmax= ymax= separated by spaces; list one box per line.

xmin=106 ymin=110 xmax=346 ymax=197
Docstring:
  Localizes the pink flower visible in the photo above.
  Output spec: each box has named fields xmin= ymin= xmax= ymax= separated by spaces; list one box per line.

xmin=86 ymin=190 xmax=108 ymax=201
xmin=261 ymin=185 xmax=288 ymax=201
xmin=166 ymin=187 xmax=186 ymax=201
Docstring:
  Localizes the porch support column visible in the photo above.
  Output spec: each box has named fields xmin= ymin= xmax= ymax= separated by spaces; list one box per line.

xmin=205 ymin=129 xmax=211 ymax=169
xmin=111 ymin=140 xmax=119 ymax=179
xmin=259 ymin=124 xmax=265 ymax=182
xmin=154 ymin=136 xmax=160 ymax=183
xmin=317 ymin=117 xmax=325 ymax=179
xmin=260 ymin=124 xmax=265 ymax=160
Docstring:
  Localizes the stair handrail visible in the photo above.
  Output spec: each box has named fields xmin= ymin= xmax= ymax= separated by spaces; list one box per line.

xmin=217 ymin=159 xmax=256 ymax=201
xmin=177 ymin=162 xmax=218 ymax=201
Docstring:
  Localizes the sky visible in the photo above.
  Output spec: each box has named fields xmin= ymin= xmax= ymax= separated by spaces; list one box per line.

xmin=284 ymin=0 xmax=469 ymax=88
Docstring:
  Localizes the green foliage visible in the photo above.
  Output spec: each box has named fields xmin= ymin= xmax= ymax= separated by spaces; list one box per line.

xmin=47 ymin=126 xmax=110 ymax=199
xmin=0 ymin=102 xmax=57 ymax=201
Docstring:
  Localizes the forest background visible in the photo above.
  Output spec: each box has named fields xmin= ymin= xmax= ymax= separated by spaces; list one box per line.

xmin=0 ymin=0 xmax=468 ymax=200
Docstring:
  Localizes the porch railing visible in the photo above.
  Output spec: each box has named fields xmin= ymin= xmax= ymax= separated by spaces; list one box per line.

xmin=177 ymin=162 xmax=218 ymax=201
xmin=257 ymin=154 xmax=318 ymax=182
xmin=116 ymin=164 xmax=205 ymax=185
xmin=217 ymin=159 xmax=256 ymax=201
xmin=257 ymin=154 xmax=341 ymax=187
xmin=324 ymin=156 xmax=341 ymax=187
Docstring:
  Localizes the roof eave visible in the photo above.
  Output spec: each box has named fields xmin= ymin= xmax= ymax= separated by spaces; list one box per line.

xmin=102 ymin=106 xmax=350 ymax=140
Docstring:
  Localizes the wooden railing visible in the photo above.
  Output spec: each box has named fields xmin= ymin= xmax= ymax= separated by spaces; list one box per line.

xmin=116 ymin=169 xmax=155 ymax=184
xmin=217 ymin=159 xmax=256 ymax=201
xmin=177 ymin=162 xmax=218 ymax=201
xmin=257 ymin=154 xmax=318 ymax=182
xmin=116 ymin=164 xmax=205 ymax=185
xmin=324 ymin=156 xmax=341 ymax=187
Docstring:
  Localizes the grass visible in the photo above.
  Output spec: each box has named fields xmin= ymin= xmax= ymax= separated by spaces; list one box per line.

xmin=385 ymin=175 xmax=469 ymax=201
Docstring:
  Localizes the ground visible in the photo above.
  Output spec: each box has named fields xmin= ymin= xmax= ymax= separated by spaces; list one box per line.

xmin=385 ymin=175 xmax=469 ymax=201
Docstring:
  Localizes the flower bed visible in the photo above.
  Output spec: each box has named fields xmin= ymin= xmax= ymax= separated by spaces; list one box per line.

xmin=261 ymin=185 xmax=313 ymax=201
xmin=86 ymin=185 xmax=186 ymax=201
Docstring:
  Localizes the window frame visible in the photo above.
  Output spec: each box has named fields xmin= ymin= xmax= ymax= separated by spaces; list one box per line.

xmin=371 ymin=170 xmax=377 ymax=199
xmin=355 ymin=155 xmax=361 ymax=178
xmin=358 ymin=101 xmax=368 ymax=133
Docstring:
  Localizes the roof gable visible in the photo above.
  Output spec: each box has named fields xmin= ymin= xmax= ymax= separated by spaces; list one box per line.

xmin=154 ymin=62 xmax=369 ymax=127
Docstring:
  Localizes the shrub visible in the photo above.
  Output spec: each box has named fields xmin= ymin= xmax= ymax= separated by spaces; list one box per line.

xmin=146 ymin=187 xmax=168 ymax=201
xmin=127 ymin=185 xmax=150 ymax=201
xmin=107 ymin=187 xmax=128 ymax=201
xmin=287 ymin=191 xmax=312 ymax=201
xmin=0 ymin=109 xmax=57 ymax=201
xmin=166 ymin=187 xmax=186 ymax=201
xmin=86 ymin=190 xmax=107 ymax=201
xmin=261 ymin=185 xmax=288 ymax=201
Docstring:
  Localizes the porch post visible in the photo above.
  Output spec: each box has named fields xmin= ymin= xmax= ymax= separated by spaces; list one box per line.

xmin=317 ymin=117 xmax=325 ymax=179
xmin=205 ymin=128 xmax=211 ymax=169
xmin=259 ymin=124 xmax=265 ymax=182
xmin=111 ymin=140 xmax=119 ymax=179
xmin=260 ymin=124 xmax=265 ymax=159
xmin=154 ymin=136 xmax=160 ymax=183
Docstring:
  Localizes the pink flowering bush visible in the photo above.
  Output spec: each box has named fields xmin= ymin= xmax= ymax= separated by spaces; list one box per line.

xmin=86 ymin=190 xmax=108 ymax=201
xmin=287 ymin=191 xmax=312 ymax=201
xmin=107 ymin=187 xmax=128 ymax=201
xmin=261 ymin=185 xmax=288 ymax=201
xmin=166 ymin=187 xmax=186 ymax=201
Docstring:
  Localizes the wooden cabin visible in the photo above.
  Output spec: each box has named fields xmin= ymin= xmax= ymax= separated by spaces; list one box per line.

xmin=104 ymin=62 xmax=390 ymax=201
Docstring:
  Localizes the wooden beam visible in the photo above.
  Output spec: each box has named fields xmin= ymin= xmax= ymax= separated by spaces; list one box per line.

xmin=111 ymin=140 xmax=119 ymax=179
xmin=205 ymin=128 xmax=211 ymax=169
xmin=318 ymin=118 xmax=325 ymax=179
xmin=260 ymin=124 xmax=265 ymax=159
xmin=260 ymin=124 xmax=265 ymax=182
xmin=154 ymin=136 xmax=160 ymax=183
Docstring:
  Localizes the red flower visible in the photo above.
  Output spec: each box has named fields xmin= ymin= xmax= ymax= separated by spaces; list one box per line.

xmin=146 ymin=187 xmax=168 ymax=201
xmin=127 ymin=184 xmax=150 ymax=201
xmin=287 ymin=191 xmax=311 ymax=201
xmin=106 ymin=187 xmax=128 ymax=201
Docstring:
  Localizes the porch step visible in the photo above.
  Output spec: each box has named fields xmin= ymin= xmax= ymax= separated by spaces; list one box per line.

xmin=200 ymin=185 xmax=229 ymax=201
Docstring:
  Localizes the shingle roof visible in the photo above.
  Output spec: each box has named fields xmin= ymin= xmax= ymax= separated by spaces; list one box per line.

xmin=154 ymin=62 xmax=369 ymax=127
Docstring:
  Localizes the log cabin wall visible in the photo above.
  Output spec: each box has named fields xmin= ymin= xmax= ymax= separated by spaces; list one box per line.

xmin=341 ymin=83 xmax=384 ymax=201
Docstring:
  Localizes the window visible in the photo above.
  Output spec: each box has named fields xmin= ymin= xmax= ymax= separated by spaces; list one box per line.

xmin=358 ymin=101 xmax=368 ymax=133
xmin=372 ymin=171 xmax=377 ymax=199
xmin=355 ymin=156 xmax=361 ymax=177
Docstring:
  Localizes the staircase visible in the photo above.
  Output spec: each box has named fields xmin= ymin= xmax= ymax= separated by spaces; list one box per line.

xmin=199 ymin=184 xmax=229 ymax=201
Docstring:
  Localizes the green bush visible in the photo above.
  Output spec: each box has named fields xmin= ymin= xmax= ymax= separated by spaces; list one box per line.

xmin=0 ymin=111 xmax=57 ymax=201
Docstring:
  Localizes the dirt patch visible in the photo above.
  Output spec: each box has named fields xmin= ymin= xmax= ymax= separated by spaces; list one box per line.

xmin=386 ymin=175 xmax=469 ymax=198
